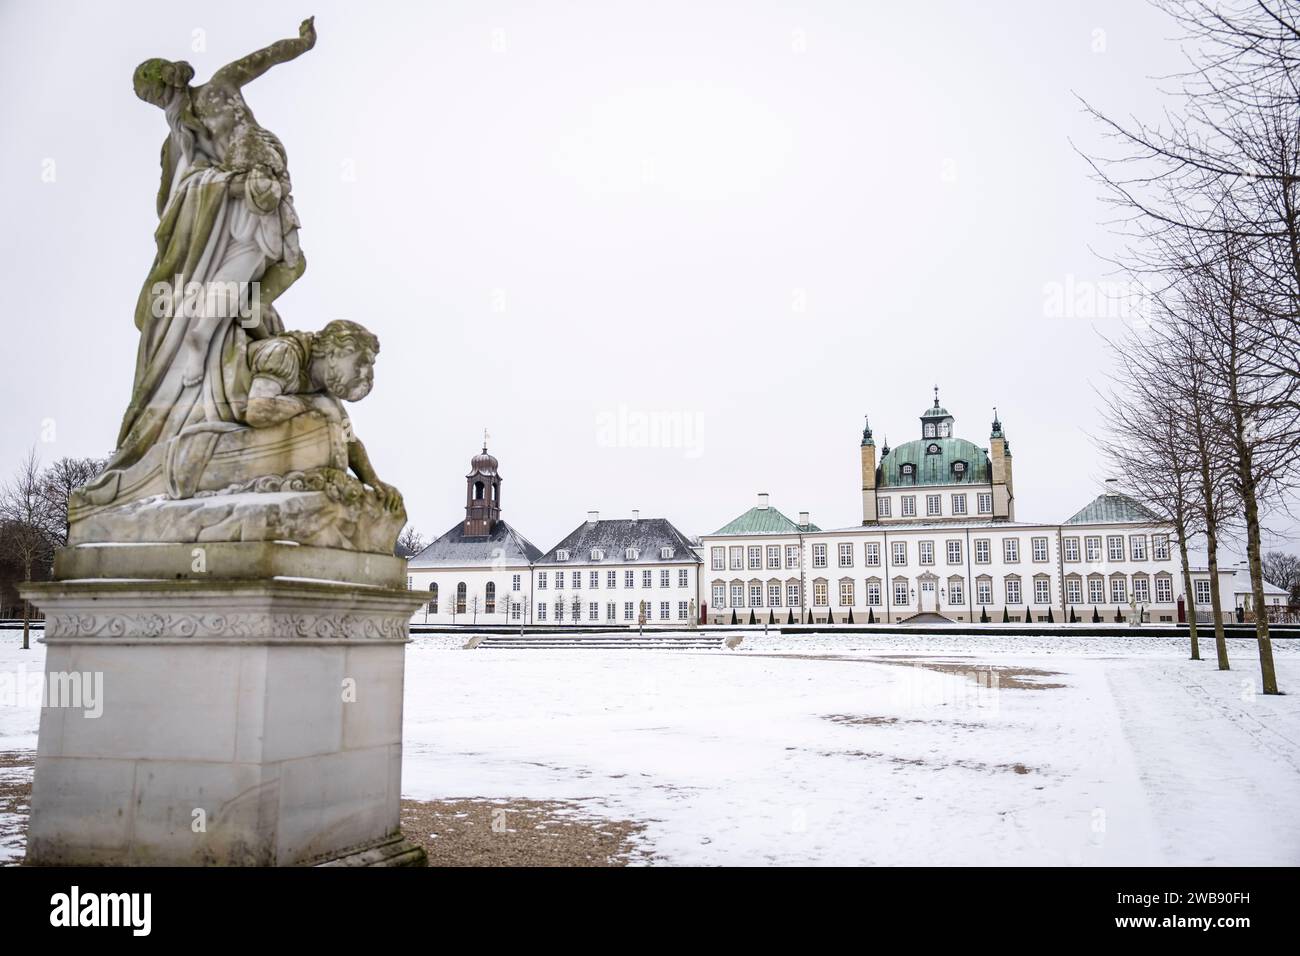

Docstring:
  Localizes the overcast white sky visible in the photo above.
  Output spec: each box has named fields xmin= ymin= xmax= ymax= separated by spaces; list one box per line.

xmin=1 ymin=0 xmax=1292 ymax=556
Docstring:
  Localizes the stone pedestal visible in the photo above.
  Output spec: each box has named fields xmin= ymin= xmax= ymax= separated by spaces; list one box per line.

xmin=22 ymin=542 xmax=426 ymax=866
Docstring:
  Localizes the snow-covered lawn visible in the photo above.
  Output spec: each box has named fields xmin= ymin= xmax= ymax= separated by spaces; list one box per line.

xmin=3 ymin=631 xmax=1298 ymax=865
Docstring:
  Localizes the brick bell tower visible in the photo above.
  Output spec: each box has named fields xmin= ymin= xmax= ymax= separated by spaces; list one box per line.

xmin=464 ymin=431 xmax=501 ymax=536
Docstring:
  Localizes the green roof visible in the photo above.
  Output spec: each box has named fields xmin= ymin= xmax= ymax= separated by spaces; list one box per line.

xmin=922 ymin=405 xmax=952 ymax=419
xmin=1064 ymin=492 xmax=1160 ymax=525
xmin=877 ymin=438 xmax=990 ymax=488
xmin=712 ymin=505 xmax=820 ymax=535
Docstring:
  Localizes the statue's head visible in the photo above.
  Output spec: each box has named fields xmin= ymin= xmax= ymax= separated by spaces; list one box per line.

xmin=312 ymin=320 xmax=380 ymax=402
xmin=133 ymin=58 xmax=195 ymax=108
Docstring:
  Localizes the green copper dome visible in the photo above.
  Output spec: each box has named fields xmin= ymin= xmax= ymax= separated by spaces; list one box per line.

xmin=877 ymin=437 xmax=990 ymax=487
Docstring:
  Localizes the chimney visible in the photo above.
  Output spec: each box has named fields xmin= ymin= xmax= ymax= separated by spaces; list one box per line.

xmin=632 ymin=509 xmax=639 ymax=523
xmin=758 ymin=492 xmax=770 ymax=510
xmin=587 ymin=510 xmax=599 ymax=524
xmin=1104 ymin=478 xmax=1119 ymax=495
xmin=798 ymin=511 xmax=810 ymax=528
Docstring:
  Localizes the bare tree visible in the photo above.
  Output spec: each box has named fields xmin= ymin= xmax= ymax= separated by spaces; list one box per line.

xmin=395 ymin=525 xmax=427 ymax=559
xmin=0 ymin=449 xmax=58 ymax=650
xmin=1261 ymin=550 xmax=1300 ymax=603
xmin=40 ymin=456 xmax=107 ymax=547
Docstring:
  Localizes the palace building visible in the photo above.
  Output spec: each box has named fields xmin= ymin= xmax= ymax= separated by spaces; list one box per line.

xmin=700 ymin=393 xmax=1185 ymax=624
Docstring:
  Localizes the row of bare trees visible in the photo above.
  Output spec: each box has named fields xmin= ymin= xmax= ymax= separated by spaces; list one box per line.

xmin=1087 ymin=1 xmax=1300 ymax=694
xmin=0 ymin=450 xmax=105 ymax=650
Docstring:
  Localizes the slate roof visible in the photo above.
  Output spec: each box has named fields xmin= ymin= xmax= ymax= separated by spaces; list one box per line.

xmin=711 ymin=505 xmax=821 ymax=536
xmin=407 ymin=519 xmax=542 ymax=569
xmin=1064 ymin=492 xmax=1161 ymax=525
xmin=536 ymin=518 xmax=702 ymax=566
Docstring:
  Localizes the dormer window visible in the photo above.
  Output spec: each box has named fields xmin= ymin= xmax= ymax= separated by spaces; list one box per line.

xmin=590 ymin=548 xmax=604 ymax=561
xmin=924 ymin=424 xmax=935 ymax=438
xmin=900 ymin=463 xmax=915 ymax=484
xmin=939 ymin=423 xmax=950 ymax=437
xmin=660 ymin=547 xmax=675 ymax=560
xmin=926 ymin=443 xmax=941 ymax=455
xmin=626 ymin=548 xmax=640 ymax=561
xmin=556 ymin=549 xmax=570 ymax=562
xmin=952 ymin=460 xmax=967 ymax=478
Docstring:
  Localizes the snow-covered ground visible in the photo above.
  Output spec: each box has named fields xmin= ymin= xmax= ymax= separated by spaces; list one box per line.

xmin=3 ymin=631 xmax=1298 ymax=865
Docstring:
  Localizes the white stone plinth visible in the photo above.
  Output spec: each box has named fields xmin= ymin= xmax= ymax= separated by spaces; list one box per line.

xmin=21 ymin=572 xmax=425 ymax=866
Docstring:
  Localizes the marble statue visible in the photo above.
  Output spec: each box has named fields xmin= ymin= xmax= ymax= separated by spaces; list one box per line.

xmin=70 ymin=18 xmax=406 ymax=554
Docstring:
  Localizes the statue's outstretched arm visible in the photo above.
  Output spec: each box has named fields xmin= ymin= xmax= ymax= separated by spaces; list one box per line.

xmin=211 ymin=17 xmax=316 ymax=89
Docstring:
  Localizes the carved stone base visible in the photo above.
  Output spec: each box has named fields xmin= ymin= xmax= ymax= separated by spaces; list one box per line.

xmin=21 ymin=573 xmax=425 ymax=866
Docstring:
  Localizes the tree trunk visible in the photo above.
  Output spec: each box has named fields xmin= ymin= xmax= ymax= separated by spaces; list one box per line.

xmin=1176 ymin=525 xmax=1200 ymax=661
xmin=1198 ymin=463 xmax=1230 ymax=669
xmin=22 ymin=598 xmax=30 ymax=652
xmin=1242 ymin=483 xmax=1279 ymax=693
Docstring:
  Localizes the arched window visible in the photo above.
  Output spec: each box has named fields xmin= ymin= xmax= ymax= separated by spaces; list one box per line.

xmin=455 ymin=582 xmax=467 ymax=614
xmin=924 ymin=424 xmax=935 ymax=437
xmin=485 ymin=582 xmax=497 ymax=614
xmin=428 ymin=582 xmax=438 ymax=614
xmin=473 ymin=481 xmax=485 ymax=501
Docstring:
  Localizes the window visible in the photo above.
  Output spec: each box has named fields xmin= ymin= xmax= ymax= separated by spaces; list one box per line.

xmin=590 ymin=548 xmax=604 ymax=561
xmin=1194 ymin=580 xmax=1211 ymax=605
xmin=748 ymin=547 xmax=762 ymax=570
xmin=865 ymin=542 xmax=881 ymax=566
xmin=977 ymin=493 xmax=993 ymax=514
xmin=572 ymin=570 xmax=581 ymax=589
xmin=974 ymin=539 xmax=991 ymax=564
xmin=1156 ymin=577 xmax=1172 ymax=603
xmin=813 ymin=581 xmax=828 ymax=606
xmin=1111 ymin=577 xmax=1127 ymax=604
xmin=589 ymin=602 xmax=599 ymax=621
xmin=892 ymin=541 xmax=907 ymax=566
xmin=787 ymin=582 xmax=801 ymax=607
xmin=590 ymin=571 xmax=599 ymax=589
xmin=712 ymin=583 xmax=725 ymax=608
xmin=626 ymin=548 xmax=640 ymax=561
xmin=1133 ymin=577 xmax=1150 ymax=603
xmin=511 ymin=600 xmax=522 ymax=621
xmin=901 ymin=496 xmax=917 ymax=517
xmin=1034 ymin=578 xmax=1050 ymax=604
xmin=625 ymin=570 xmax=635 ymax=588
xmin=977 ymin=581 xmax=992 ymax=605
xmin=642 ymin=570 xmax=652 ymax=588
xmin=427 ymin=582 xmax=438 ymax=614
xmin=1005 ymin=579 xmax=1021 ymax=604
xmin=1153 ymin=535 xmax=1170 ymax=560
xmin=1129 ymin=535 xmax=1147 ymax=561
xmin=678 ymin=601 xmax=689 ymax=620
xmin=878 ymin=497 xmax=892 ymax=518
xmin=1107 ymin=536 xmax=1124 ymax=561
xmin=456 ymin=582 xmax=467 ymax=614
xmin=949 ymin=580 xmax=964 ymax=605
xmin=1032 ymin=537 xmax=1048 ymax=562
xmin=678 ymin=568 xmax=689 ymax=587
xmin=925 ymin=423 xmax=935 ymax=438
xmin=407 ymin=576 xmax=413 ymax=590
xmin=624 ymin=602 xmax=635 ymax=621
xmin=1066 ymin=579 xmax=1082 ymax=605
xmin=730 ymin=583 xmax=744 ymax=607
xmin=894 ymin=582 xmax=910 ymax=606
xmin=538 ymin=571 xmax=548 ymax=590
xmin=729 ymin=546 xmax=744 ymax=570
xmin=926 ymin=494 xmax=942 ymax=516
xmin=946 ymin=540 xmax=962 ymax=565
xmin=838 ymin=543 xmax=854 ymax=567
xmin=512 ymin=574 xmax=521 ymax=592
xmin=1064 ymin=537 xmax=1080 ymax=562
xmin=919 ymin=541 xmax=935 ymax=565
xmin=768 ymin=583 xmax=782 ymax=607
xmin=711 ymin=547 xmax=725 ymax=570
xmin=812 ymin=544 xmax=827 ymax=568
xmin=840 ymin=580 xmax=855 ymax=606
xmin=661 ymin=547 xmax=675 ymax=560
xmin=786 ymin=545 xmax=800 ymax=568
xmin=1089 ymin=578 xmax=1104 ymax=603
xmin=952 ymin=493 xmax=967 ymax=515
xmin=1004 ymin=539 xmax=1019 ymax=563
xmin=660 ymin=569 xmax=670 ymax=588
xmin=900 ymin=464 xmax=915 ymax=483
xmin=750 ymin=582 xmax=763 ymax=606
xmin=607 ymin=570 xmax=617 ymax=588
xmin=485 ymin=582 xmax=497 ymax=613
xmin=660 ymin=601 xmax=670 ymax=621
xmin=867 ymin=580 xmax=882 ymax=606
xmin=537 ymin=602 xmax=547 ymax=621
xmin=556 ymin=549 xmax=570 ymax=562
xmin=1085 ymin=537 xmax=1102 ymax=562
xmin=607 ymin=602 xmax=617 ymax=621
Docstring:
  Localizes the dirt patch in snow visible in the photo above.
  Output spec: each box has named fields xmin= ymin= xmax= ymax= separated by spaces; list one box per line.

xmin=818 ymin=748 xmax=1040 ymax=775
xmin=401 ymin=797 xmax=654 ymax=866
xmin=0 ymin=751 xmax=33 ymax=866
xmin=822 ymin=714 xmax=986 ymax=729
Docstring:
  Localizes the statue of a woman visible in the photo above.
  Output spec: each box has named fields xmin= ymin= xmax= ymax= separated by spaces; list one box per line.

xmin=105 ymin=18 xmax=316 ymax=479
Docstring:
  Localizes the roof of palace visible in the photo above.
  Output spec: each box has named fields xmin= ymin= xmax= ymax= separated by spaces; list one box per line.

xmin=876 ymin=437 xmax=992 ymax=488
xmin=1063 ymin=492 xmax=1161 ymax=526
xmin=711 ymin=505 xmax=821 ymax=536
xmin=536 ymin=518 xmax=702 ymax=565
xmin=407 ymin=519 xmax=542 ymax=569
